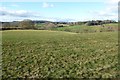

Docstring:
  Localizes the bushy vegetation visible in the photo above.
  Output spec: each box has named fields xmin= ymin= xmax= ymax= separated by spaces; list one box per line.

xmin=1 ymin=19 xmax=35 ymax=30
xmin=19 ymin=19 xmax=35 ymax=29
xmin=85 ymin=20 xmax=116 ymax=26
xmin=2 ymin=30 xmax=118 ymax=78
xmin=1 ymin=20 xmax=117 ymax=30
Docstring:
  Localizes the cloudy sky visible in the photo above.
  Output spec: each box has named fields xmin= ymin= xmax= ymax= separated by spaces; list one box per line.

xmin=0 ymin=0 xmax=119 ymax=22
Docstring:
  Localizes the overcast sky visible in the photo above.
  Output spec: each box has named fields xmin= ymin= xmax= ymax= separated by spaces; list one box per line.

xmin=0 ymin=0 xmax=119 ymax=22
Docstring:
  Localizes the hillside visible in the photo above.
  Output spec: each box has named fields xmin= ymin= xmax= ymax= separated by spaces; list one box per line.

xmin=52 ymin=23 xmax=118 ymax=33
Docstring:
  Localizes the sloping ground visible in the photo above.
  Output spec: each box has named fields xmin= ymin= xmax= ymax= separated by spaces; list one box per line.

xmin=2 ymin=30 xmax=118 ymax=78
xmin=53 ymin=23 xmax=118 ymax=33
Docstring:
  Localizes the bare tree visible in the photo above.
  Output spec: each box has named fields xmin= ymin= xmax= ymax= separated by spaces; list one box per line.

xmin=19 ymin=19 xmax=35 ymax=29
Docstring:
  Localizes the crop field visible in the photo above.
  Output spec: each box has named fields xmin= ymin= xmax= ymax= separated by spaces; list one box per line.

xmin=2 ymin=30 xmax=118 ymax=78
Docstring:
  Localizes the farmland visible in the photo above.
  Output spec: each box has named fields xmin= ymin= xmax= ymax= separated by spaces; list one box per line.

xmin=2 ymin=30 xmax=118 ymax=78
xmin=52 ymin=23 xmax=118 ymax=33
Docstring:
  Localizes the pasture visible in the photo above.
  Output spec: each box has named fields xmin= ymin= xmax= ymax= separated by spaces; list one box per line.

xmin=2 ymin=30 xmax=118 ymax=78
xmin=53 ymin=23 xmax=118 ymax=33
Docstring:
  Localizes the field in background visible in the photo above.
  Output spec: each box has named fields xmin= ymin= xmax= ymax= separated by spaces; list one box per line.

xmin=2 ymin=30 xmax=118 ymax=78
xmin=52 ymin=23 xmax=118 ymax=33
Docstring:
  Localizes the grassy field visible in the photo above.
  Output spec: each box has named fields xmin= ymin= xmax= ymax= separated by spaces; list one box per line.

xmin=2 ymin=30 xmax=118 ymax=78
xmin=52 ymin=23 xmax=118 ymax=33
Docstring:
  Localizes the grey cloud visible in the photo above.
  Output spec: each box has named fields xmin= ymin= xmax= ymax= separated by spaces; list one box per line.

xmin=0 ymin=7 xmax=77 ymax=22
xmin=0 ymin=9 xmax=39 ymax=17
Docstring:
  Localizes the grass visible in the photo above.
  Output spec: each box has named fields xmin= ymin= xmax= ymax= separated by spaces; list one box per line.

xmin=2 ymin=30 xmax=118 ymax=78
xmin=104 ymin=23 xmax=118 ymax=27
xmin=52 ymin=23 xmax=118 ymax=33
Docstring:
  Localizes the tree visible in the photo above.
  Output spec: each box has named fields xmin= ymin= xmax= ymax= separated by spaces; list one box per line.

xmin=2 ymin=22 xmax=10 ymax=28
xmin=10 ymin=21 xmax=19 ymax=27
xmin=43 ymin=22 xmax=57 ymax=30
xmin=19 ymin=19 xmax=35 ymax=29
xmin=85 ymin=21 xmax=93 ymax=26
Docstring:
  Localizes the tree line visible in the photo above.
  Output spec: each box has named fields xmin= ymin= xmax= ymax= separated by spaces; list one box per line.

xmin=0 ymin=19 xmax=117 ymax=30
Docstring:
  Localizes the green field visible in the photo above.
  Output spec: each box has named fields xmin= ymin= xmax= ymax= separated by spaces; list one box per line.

xmin=2 ymin=30 xmax=118 ymax=78
xmin=52 ymin=23 xmax=118 ymax=33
